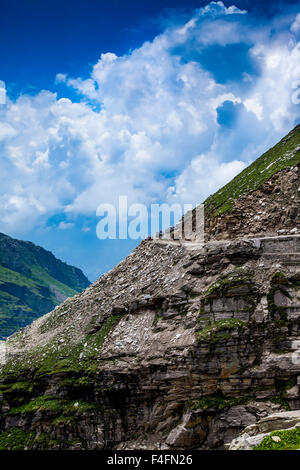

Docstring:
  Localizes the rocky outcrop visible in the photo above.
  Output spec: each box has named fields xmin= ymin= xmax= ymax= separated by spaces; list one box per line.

xmin=205 ymin=166 xmax=300 ymax=241
xmin=202 ymin=124 xmax=300 ymax=241
xmin=0 ymin=233 xmax=299 ymax=449
xmin=228 ymin=410 xmax=300 ymax=450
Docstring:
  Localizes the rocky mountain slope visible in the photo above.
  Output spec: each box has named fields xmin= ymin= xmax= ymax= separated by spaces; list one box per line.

xmin=0 ymin=233 xmax=90 ymax=339
xmin=204 ymin=125 xmax=300 ymax=240
xmin=0 ymin=126 xmax=299 ymax=450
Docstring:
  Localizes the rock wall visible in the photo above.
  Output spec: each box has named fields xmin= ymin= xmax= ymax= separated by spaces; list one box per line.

xmin=0 ymin=236 xmax=299 ymax=449
xmin=205 ymin=167 xmax=300 ymax=241
xmin=228 ymin=410 xmax=300 ymax=450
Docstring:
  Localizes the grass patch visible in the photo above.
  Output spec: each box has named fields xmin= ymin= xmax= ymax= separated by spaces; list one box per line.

xmin=205 ymin=270 xmax=256 ymax=299
xmin=9 ymin=395 xmax=98 ymax=415
xmin=197 ymin=318 xmax=246 ymax=343
xmin=204 ymin=124 xmax=300 ymax=216
xmin=0 ymin=428 xmax=35 ymax=450
xmin=254 ymin=427 xmax=300 ymax=450
xmin=83 ymin=315 xmax=122 ymax=359
xmin=0 ymin=265 xmax=37 ymax=290
xmin=30 ymin=265 xmax=77 ymax=299
xmin=1 ymin=313 xmax=122 ymax=382
xmin=185 ymin=394 xmax=252 ymax=411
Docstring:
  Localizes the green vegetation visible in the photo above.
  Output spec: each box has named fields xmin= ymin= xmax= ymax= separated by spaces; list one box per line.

xmin=267 ymin=272 xmax=300 ymax=324
xmin=204 ymin=124 xmax=300 ymax=216
xmin=0 ymin=232 xmax=90 ymax=338
xmin=272 ymin=377 xmax=297 ymax=411
xmin=0 ymin=428 xmax=35 ymax=450
xmin=197 ymin=318 xmax=246 ymax=343
xmin=59 ymin=376 xmax=93 ymax=388
xmin=185 ymin=394 xmax=252 ymax=411
xmin=0 ymin=264 xmax=39 ymax=290
xmin=290 ymin=274 xmax=300 ymax=288
xmin=1 ymin=311 xmax=122 ymax=381
xmin=199 ymin=270 xmax=258 ymax=324
xmin=205 ymin=269 xmax=257 ymax=299
xmin=152 ymin=313 xmax=160 ymax=327
xmin=30 ymin=265 xmax=78 ymax=299
xmin=7 ymin=380 xmax=31 ymax=392
xmin=254 ymin=427 xmax=300 ymax=450
xmin=270 ymin=272 xmax=289 ymax=286
xmin=9 ymin=395 xmax=98 ymax=415
xmin=85 ymin=315 xmax=121 ymax=352
xmin=0 ymin=427 xmax=85 ymax=450
xmin=270 ymin=397 xmax=290 ymax=411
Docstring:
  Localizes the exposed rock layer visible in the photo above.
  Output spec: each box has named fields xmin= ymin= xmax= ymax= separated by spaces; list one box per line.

xmin=228 ymin=410 xmax=300 ymax=450
xmin=0 ymin=235 xmax=299 ymax=449
xmin=205 ymin=167 xmax=300 ymax=241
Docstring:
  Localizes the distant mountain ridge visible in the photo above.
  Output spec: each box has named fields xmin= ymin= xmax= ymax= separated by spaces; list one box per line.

xmin=0 ymin=232 xmax=90 ymax=339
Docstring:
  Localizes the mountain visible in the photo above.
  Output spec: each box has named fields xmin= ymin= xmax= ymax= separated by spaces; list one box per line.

xmin=0 ymin=232 xmax=90 ymax=339
xmin=0 ymin=126 xmax=299 ymax=450
xmin=204 ymin=124 xmax=300 ymax=240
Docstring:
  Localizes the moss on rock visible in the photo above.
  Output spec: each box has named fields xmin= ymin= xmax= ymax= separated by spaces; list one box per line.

xmin=197 ymin=318 xmax=246 ymax=343
xmin=0 ymin=428 xmax=35 ymax=450
xmin=254 ymin=427 xmax=300 ymax=450
xmin=185 ymin=394 xmax=252 ymax=411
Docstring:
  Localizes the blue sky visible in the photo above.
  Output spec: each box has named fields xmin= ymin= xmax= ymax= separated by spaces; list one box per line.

xmin=1 ymin=0 xmax=300 ymax=281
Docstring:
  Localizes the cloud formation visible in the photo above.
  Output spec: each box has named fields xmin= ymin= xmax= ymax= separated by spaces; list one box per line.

xmin=0 ymin=1 xmax=300 ymax=233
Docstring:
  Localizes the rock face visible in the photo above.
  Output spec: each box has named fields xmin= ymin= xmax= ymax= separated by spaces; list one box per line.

xmin=0 ymin=232 xmax=90 ymax=339
xmin=205 ymin=166 xmax=300 ymax=241
xmin=228 ymin=410 xmax=300 ymax=450
xmin=0 ymin=127 xmax=299 ymax=450
xmin=203 ymin=125 xmax=300 ymax=241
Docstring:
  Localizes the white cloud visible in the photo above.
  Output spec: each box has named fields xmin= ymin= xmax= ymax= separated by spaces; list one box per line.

xmin=244 ymin=95 xmax=263 ymax=120
xmin=58 ymin=221 xmax=74 ymax=230
xmin=0 ymin=122 xmax=17 ymax=140
xmin=201 ymin=1 xmax=247 ymax=16
xmin=0 ymin=2 xmax=300 ymax=234
xmin=55 ymin=73 xmax=67 ymax=83
xmin=247 ymin=40 xmax=300 ymax=131
xmin=291 ymin=13 xmax=300 ymax=34
xmin=167 ymin=152 xmax=246 ymax=208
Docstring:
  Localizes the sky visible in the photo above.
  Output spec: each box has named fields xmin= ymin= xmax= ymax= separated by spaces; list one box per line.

xmin=1 ymin=0 xmax=300 ymax=281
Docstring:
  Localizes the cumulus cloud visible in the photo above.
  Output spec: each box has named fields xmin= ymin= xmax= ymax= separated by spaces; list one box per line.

xmin=58 ymin=221 xmax=74 ymax=230
xmin=291 ymin=13 xmax=300 ymax=34
xmin=167 ymin=153 xmax=246 ymax=208
xmin=55 ymin=73 xmax=67 ymax=84
xmin=0 ymin=2 xmax=300 ymax=234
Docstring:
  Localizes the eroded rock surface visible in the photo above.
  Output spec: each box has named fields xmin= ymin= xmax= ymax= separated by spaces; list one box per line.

xmin=0 ymin=234 xmax=299 ymax=450
xmin=228 ymin=410 xmax=300 ymax=450
xmin=205 ymin=167 xmax=300 ymax=241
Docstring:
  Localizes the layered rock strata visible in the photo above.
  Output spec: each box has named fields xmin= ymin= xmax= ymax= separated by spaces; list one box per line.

xmin=0 ymin=234 xmax=299 ymax=449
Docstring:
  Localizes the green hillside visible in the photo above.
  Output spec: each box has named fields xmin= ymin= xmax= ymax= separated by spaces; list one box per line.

xmin=204 ymin=124 xmax=300 ymax=216
xmin=0 ymin=233 xmax=90 ymax=339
